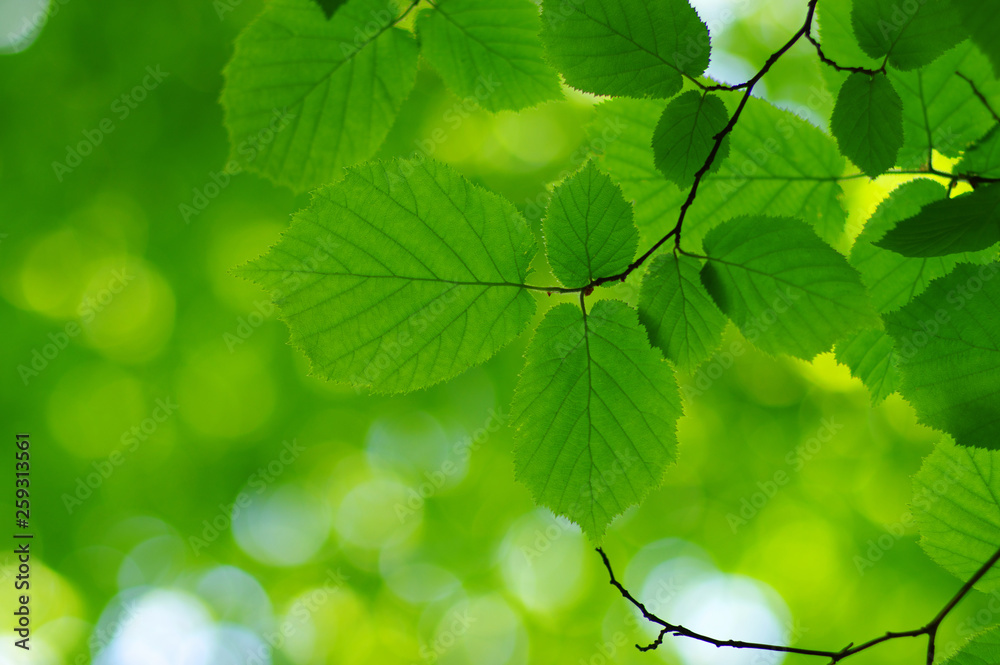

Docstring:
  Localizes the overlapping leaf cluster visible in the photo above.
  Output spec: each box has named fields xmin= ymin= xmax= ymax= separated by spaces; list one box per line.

xmin=225 ymin=2 xmax=1000 ymax=634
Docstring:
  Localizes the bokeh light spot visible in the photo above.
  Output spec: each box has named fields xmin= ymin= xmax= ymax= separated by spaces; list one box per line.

xmin=233 ymin=484 xmax=330 ymax=567
xmin=47 ymin=362 xmax=147 ymax=458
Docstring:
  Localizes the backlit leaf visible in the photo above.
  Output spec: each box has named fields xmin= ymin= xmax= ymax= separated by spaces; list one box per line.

xmin=830 ymin=72 xmax=903 ymax=177
xmin=540 ymin=0 xmax=710 ymax=99
xmin=885 ymin=262 xmax=1000 ymax=448
xmin=851 ymin=0 xmax=963 ymax=70
xmin=652 ymin=91 xmax=730 ymax=188
xmin=913 ymin=439 xmax=1000 ymax=592
xmin=543 ymin=162 xmax=639 ymax=288
xmin=876 ymin=184 xmax=1000 ymax=258
xmin=512 ymin=299 xmax=682 ymax=541
xmin=700 ymin=216 xmax=878 ymax=360
xmin=237 ymin=158 xmax=538 ymax=393
xmin=417 ymin=0 xmax=562 ymax=112
xmin=639 ymin=252 xmax=727 ymax=371
xmin=222 ymin=0 xmax=418 ymax=190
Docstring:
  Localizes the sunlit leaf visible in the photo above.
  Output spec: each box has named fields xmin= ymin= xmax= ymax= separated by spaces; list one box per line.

xmin=222 ymin=0 xmax=419 ymax=190
xmin=885 ymin=262 xmax=1000 ymax=448
xmin=540 ymin=0 xmax=710 ymax=99
xmin=838 ymin=180 xmax=963 ymax=402
xmin=417 ymin=0 xmax=562 ymax=112
xmin=543 ymin=162 xmax=639 ymax=288
xmin=830 ymin=72 xmax=903 ymax=177
xmin=949 ymin=0 xmax=1000 ymax=77
xmin=835 ymin=328 xmax=899 ymax=403
xmin=957 ymin=127 xmax=1000 ymax=179
xmin=852 ymin=180 xmax=985 ymax=311
xmin=512 ymin=299 xmax=681 ymax=541
xmin=700 ymin=216 xmax=878 ymax=360
xmin=890 ymin=42 xmax=1000 ymax=168
xmin=876 ymin=184 xmax=1000 ymax=257
xmin=591 ymin=95 xmax=848 ymax=250
xmin=914 ymin=439 xmax=1000 ymax=593
xmin=652 ymin=91 xmax=730 ymax=188
xmin=237 ymin=158 xmax=538 ymax=393
xmin=851 ymin=0 xmax=964 ymax=70
xmin=639 ymin=252 xmax=727 ymax=371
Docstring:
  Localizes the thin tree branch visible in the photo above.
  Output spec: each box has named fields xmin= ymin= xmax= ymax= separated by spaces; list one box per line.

xmin=956 ymin=71 xmax=1000 ymax=126
xmin=597 ymin=544 xmax=1000 ymax=665
xmin=518 ymin=0 xmax=1000 ymax=297
xmin=804 ymin=31 xmax=885 ymax=76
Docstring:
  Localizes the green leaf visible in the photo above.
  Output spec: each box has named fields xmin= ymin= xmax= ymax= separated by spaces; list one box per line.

xmin=940 ymin=626 xmax=1000 ymax=665
xmin=222 ymin=0 xmax=419 ymax=191
xmin=236 ymin=158 xmax=538 ymax=393
xmin=834 ymin=328 xmax=899 ymax=403
xmin=851 ymin=0 xmax=964 ymax=70
xmin=830 ymin=73 xmax=903 ymax=177
xmin=543 ymin=162 xmax=638 ymax=288
xmin=652 ymin=91 xmax=731 ymax=188
xmin=885 ymin=262 xmax=1000 ymax=448
xmin=416 ymin=0 xmax=562 ymax=112
xmin=890 ymin=43 xmax=1000 ymax=168
xmin=957 ymin=127 xmax=1000 ymax=179
xmin=313 ymin=0 xmax=347 ymax=19
xmin=850 ymin=180 xmax=971 ymax=312
xmin=540 ymin=0 xmax=710 ymax=99
xmin=876 ymin=184 xmax=1000 ymax=258
xmin=512 ymin=299 xmax=681 ymax=541
xmin=639 ymin=252 xmax=727 ymax=372
xmin=700 ymin=216 xmax=878 ymax=360
xmin=838 ymin=180 xmax=960 ymax=403
xmin=913 ymin=439 xmax=1000 ymax=593
xmin=591 ymin=95 xmax=848 ymax=251
xmin=949 ymin=0 xmax=1000 ymax=77
xmin=816 ymin=2 xmax=883 ymax=74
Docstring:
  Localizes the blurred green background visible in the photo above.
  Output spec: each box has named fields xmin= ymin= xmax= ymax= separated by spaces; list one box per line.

xmin=0 ymin=0 xmax=994 ymax=663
